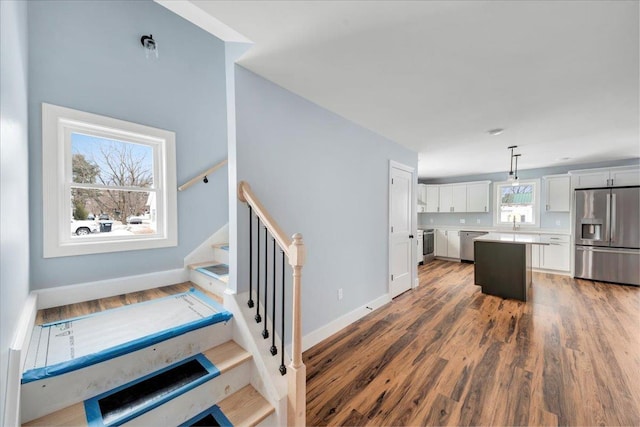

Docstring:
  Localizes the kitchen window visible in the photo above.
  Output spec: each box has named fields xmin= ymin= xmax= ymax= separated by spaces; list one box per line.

xmin=42 ymin=103 xmax=177 ymax=257
xmin=494 ymin=179 xmax=540 ymax=227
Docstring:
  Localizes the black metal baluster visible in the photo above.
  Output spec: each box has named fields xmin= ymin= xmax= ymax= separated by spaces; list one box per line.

xmin=248 ymin=206 xmax=254 ymax=308
xmin=279 ymin=249 xmax=287 ymax=375
xmin=262 ymin=227 xmax=269 ymax=339
xmin=270 ymin=238 xmax=277 ymax=355
xmin=255 ymin=217 xmax=261 ymax=323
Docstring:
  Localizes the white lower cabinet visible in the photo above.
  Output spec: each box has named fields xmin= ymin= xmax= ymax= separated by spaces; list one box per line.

xmin=435 ymin=229 xmax=460 ymax=259
xmin=533 ymin=235 xmax=570 ymax=272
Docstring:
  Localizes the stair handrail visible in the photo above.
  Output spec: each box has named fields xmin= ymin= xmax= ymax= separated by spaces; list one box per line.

xmin=178 ymin=159 xmax=228 ymax=191
xmin=237 ymin=180 xmax=306 ymax=427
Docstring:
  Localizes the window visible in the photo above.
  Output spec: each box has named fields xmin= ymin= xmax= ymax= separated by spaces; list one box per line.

xmin=494 ymin=179 xmax=540 ymax=227
xmin=43 ymin=103 xmax=177 ymax=257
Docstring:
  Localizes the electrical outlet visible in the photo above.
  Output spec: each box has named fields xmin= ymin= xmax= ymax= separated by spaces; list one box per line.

xmin=556 ymin=220 xmax=561 ymax=226
xmin=338 ymin=288 xmax=343 ymax=300
xmin=476 ymin=218 xmax=481 ymax=224
xmin=460 ymin=219 xmax=465 ymax=224
xmin=430 ymin=218 xmax=434 ymax=223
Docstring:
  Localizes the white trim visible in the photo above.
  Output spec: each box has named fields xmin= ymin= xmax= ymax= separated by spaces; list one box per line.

xmin=154 ymin=0 xmax=253 ymax=44
xmin=42 ymin=103 xmax=178 ymax=258
xmin=301 ymin=293 xmax=391 ymax=352
xmin=4 ymin=294 xmax=38 ymax=427
xmin=33 ymin=268 xmax=189 ymax=310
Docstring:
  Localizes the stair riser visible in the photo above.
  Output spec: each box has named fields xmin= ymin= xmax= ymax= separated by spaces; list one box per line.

xmin=190 ymin=270 xmax=227 ymax=296
xmin=123 ymin=360 xmax=252 ymax=426
xmin=213 ymin=247 xmax=229 ymax=265
xmin=21 ymin=321 xmax=233 ymax=423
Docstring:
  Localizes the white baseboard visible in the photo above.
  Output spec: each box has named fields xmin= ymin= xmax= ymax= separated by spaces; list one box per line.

xmin=34 ymin=268 xmax=189 ymax=310
xmin=301 ymin=293 xmax=391 ymax=352
xmin=4 ymin=293 xmax=38 ymax=427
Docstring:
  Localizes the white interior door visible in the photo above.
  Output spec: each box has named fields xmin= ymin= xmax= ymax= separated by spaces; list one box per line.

xmin=389 ymin=164 xmax=413 ymax=298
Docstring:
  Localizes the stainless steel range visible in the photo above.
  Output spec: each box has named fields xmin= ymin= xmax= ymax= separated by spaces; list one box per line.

xmin=422 ymin=229 xmax=434 ymax=263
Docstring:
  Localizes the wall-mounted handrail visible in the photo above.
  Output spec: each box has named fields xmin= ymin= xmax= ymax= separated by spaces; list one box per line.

xmin=178 ymin=159 xmax=228 ymax=191
xmin=237 ymin=180 xmax=306 ymax=427
xmin=238 ymin=181 xmax=292 ymax=255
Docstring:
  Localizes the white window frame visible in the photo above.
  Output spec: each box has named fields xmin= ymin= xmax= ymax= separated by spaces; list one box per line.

xmin=493 ymin=179 xmax=540 ymax=228
xmin=42 ymin=103 xmax=177 ymax=257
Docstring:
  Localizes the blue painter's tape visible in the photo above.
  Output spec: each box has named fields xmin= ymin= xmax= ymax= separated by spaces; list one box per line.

xmin=211 ymin=405 xmax=234 ymax=427
xmin=178 ymin=404 xmax=233 ymax=427
xmin=85 ymin=353 xmax=220 ymax=427
xmin=22 ymin=291 xmax=232 ymax=384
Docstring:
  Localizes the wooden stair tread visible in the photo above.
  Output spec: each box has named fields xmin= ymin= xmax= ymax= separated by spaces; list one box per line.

xmin=23 ymin=403 xmax=86 ymax=427
xmin=188 ymin=260 xmax=222 ymax=270
xmin=212 ymin=243 xmax=230 ymax=250
xmin=218 ymin=385 xmax=274 ymax=427
xmin=203 ymin=340 xmax=252 ymax=373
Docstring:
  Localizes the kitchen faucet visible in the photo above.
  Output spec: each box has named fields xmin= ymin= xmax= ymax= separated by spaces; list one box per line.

xmin=512 ymin=216 xmax=520 ymax=231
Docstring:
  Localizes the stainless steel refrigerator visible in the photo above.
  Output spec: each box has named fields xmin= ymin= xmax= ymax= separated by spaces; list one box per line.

xmin=574 ymin=186 xmax=640 ymax=286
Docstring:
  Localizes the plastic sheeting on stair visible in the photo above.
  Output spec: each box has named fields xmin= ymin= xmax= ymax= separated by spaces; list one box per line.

xmin=22 ymin=289 xmax=232 ymax=383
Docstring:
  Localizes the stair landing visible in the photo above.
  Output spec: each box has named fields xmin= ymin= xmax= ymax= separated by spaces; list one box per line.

xmin=35 ymin=282 xmax=221 ymax=325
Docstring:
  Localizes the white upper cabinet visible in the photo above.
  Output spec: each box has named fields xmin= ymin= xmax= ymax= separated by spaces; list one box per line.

xmin=466 ymin=182 xmax=490 ymax=212
xmin=439 ymin=186 xmax=453 ymax=213
xmin=570 ymin=166 xmax=640 ymax=188
xmin=451 ymin=185 xmax=466 ymax=213
xmin=610 ymin=168 xmax=640 ymax=187
xmin=440 ymin=184 xmax=466 ymax=212
xmin=544 ymin=175 xmax=570 ymax=212
xmin=421 ymin=181 xmax=491 ymax=213
xmin=425 ymin=185 xmax=439 ymax=213
xmin=417 ymin=184 xmax=427 ymax=212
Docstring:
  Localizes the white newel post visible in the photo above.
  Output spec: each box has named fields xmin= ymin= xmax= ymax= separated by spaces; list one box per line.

xmin=288 ymin=233 xmax=306 ymax=427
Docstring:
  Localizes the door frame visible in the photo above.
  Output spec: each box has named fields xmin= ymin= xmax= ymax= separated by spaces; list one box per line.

xmin=388 ymin=160 xmax=418 ymax=297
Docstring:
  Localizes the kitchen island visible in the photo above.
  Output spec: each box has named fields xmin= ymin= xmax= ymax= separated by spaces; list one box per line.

xmin=473 ymin=233 xmax=548 ymax=301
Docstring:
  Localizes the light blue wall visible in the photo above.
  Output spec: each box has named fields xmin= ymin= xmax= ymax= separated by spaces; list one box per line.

xmin=0 ymin=0 xmax=30 ymax=422
xmin=418 ymin=158 xmax=640 ymax=229
xmin=28 ymin=0 xmax=229 ymax=289
xmin=235 ymin=66 xmax=418 ymax=340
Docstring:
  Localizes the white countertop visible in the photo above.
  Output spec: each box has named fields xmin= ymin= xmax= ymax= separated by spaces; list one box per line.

xmin=475 ymin=232 xmax=549 ymax=245
xmin=418 ymin=225 xmax=570 ymax=236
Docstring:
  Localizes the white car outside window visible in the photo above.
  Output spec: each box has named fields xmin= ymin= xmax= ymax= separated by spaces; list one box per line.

xmin=71 ymin=219 xmax=99 ymax=236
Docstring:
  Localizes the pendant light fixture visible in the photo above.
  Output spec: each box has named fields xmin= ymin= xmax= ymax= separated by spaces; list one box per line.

xmin=507 ymin=145 xmax=518 ymax=181
xmin=512 ymin=153 xmax=521 ymax=186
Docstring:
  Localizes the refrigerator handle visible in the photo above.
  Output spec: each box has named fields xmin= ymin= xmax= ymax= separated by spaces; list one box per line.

xmin=606 ymin=193 xmax=611 ymax=244
xmin=611 ymin=193 xmax=616 ymax=243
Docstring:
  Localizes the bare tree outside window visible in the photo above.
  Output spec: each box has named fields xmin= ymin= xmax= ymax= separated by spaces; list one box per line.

xmin=70 ymin=133 xmax=156 ymax=236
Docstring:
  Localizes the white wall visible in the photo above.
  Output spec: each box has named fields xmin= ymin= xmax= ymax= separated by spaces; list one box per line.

xmin=235 ymin=66 xmax=418 ymax=342
xmin=0 ymin=0 xmax=30 ymax=423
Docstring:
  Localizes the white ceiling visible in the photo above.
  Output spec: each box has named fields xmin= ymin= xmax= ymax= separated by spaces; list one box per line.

xmin=187 ymin=0 xmax=639 ymax=179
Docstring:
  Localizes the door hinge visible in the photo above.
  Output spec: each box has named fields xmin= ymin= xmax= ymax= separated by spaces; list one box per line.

xmin=391 ymin=274 xmax=394 ymax=281
xmin=391 ymin=178 xmax=394 ymax=184
xmin=391 ymin=226 xmax=394 ymax=233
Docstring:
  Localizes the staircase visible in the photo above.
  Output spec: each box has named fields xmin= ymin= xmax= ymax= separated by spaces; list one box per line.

xmin=20 ymin=284 xmax=276 ymax=426
xmin=19 ymin=180 xmax=307 ymax=426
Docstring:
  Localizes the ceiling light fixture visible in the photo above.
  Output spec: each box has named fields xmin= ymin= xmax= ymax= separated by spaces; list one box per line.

xmin=488 ymin=128 xmax=505 ymax=136
xmin=141 ymin=34 xmax=158 ymax=59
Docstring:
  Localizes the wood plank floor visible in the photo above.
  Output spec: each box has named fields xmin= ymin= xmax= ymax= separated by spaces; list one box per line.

xmin=304 ymin=260 xmax=640 ymax=426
